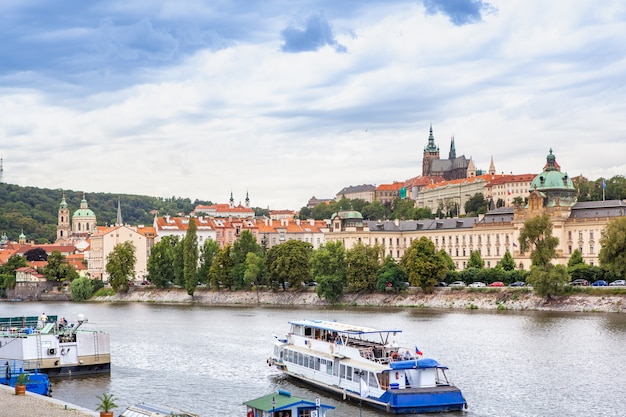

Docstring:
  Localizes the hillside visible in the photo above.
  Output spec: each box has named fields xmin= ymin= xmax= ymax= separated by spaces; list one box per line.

xmin=0 ymin=182 xmax=213 ymax=243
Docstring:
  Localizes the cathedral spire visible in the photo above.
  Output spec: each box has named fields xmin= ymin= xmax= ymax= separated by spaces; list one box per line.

xmin=449 ymin=136 xmax=456 ymax=159
xmin=245 ymin=190 xmax=250 ymax=208
xmin=489 ymin=156 xmax=496 ymax=175
xmin=229 ymin=191 xmax=234 ymax=208
xmin=116 ymin=198 xmax=123 ymax=226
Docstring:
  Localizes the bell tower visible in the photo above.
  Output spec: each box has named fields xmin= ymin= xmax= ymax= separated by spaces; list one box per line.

xmin=57 ymin=193 xmax=71 ymax=243
xmin=422 ymin=124 xmax=440 ymax=176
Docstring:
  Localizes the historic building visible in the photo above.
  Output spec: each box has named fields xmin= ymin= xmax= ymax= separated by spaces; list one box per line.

xmin=56 ymin=193 xmax=97 ymax=244
xmin=422 ymin=125 xmax=477 ymax=180
xmin=326 ymin=150 xmax=625 ymax=270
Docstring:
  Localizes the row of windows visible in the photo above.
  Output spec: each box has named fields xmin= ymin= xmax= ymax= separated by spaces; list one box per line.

xmin=283 ymin=349 xmax=379 ymax=389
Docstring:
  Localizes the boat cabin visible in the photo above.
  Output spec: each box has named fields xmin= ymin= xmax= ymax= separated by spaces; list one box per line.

xmin=244 ymin=390 xmax=334 ymax=417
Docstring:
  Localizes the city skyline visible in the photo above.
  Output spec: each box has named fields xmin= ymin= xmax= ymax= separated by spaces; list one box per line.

xmin=1 ymin=1 xmax=625 ymax=210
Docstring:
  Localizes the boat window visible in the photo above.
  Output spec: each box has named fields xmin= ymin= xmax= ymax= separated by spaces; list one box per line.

xmin=369 ymin=372 xmax=379 ymax=388
xmin=304 ymin=355 xmax=309 ymax=368
xmin=315 ymin=357 xmax=321 ymax=371
xmin=340 ymin=364 xmax=346 ymax=378
xmin=326 ymin=362 xmax=333 ymax=375
xmin=304 ymin=327 xmax=313 ymax=337
xmin=346 ymin=366 xmax=353 ymax=381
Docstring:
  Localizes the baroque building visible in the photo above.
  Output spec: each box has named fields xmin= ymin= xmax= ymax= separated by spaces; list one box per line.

xmin=56 ymin=193 xmax=96 ymax=245
xmin=326 ymin=150 xmax=625 ymax=270
xmin=422 ymin=125 xmax=478 ymax=180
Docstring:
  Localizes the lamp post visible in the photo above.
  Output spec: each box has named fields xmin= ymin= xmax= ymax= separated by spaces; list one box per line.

xmin=272 ymin=396 xmax=275 ymax=416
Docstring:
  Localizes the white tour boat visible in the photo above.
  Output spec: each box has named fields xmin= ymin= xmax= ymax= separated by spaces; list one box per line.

xmin=0 ymin=313 xmax=111 ymax=377
xmin=268 ymin=319 xmax=467 ymax=414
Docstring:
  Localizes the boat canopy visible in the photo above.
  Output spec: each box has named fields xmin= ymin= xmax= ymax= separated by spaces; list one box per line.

xmin=244 ymin=390 xmax=335 ymax=412
xmin=390 ymin=358 xmax=444 ymax=370
xmin=288 ymin=319 xmax=402 ymax=336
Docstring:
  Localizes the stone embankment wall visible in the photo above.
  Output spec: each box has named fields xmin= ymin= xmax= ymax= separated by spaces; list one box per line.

xmin=96 ymin=287 xmax=625 ymax=313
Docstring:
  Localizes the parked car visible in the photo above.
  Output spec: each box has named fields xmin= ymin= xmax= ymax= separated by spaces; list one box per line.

xmin=450 ymin=281 xmax=466 ymax=287
xmin=489 ymin=281 xmax=504 ymax=287
xmin=469 ymin=282 xmax=486 ymax=287
xmin=435 ymin=282 xmax=448 ymax=287
xmin=509 ymin=281 xmax=526 ymax=287
xmin=591 ymin=280 xmax=608 ymax=287
xmin=570 ymin=279 xmax=589 ymax=286
xmin=609 ymin=279 xmax=626 ymax=286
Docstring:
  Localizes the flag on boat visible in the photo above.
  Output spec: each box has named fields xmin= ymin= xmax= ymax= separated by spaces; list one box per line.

xmin=415 ymin=346 xmax=423 ymax=356
xmin=360 ymin=377 xmax=369 ymax=398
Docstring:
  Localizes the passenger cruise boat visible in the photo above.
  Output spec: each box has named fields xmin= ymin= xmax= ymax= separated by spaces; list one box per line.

xmin=267 ymin=320 xmax=467 ymax=414
xmin=0 ymin=314 xmax=111 ymax=377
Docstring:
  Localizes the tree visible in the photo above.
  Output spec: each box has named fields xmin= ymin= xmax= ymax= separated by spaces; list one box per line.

xmin=401 ymin=237 xmax=448 ymax=293
xmin=266 ymin=240 xmax=313 ymax=290
xmin=345 ymin=243 xmax=382 ymax=292
xmin=0 ymin=254 xmax=28 ymax=290
xmin=439 ymin=249 xmax=455 ymax=271
xmin=172 ymin=237 xmax=185 ymax=286
xmin=599 ymin=217 xmax=626 ymax=279
xmin=70 ymin=277 xmax=93 ymax=301
xmin=43 ymin=251 xmax=78 ymax=283
xmin=210 ymin=245 xmax=234 ymax=290
xmin=231 ymin=230 xmax=263 ymax=289
xmin=106 ymin=241 xmax=136 ymax=292
xmin=512 ymin=196 xmax=524 ymax=207
xmin=567 ymin=249 xmax=585 ymax=268
xmin=198 ymin=239 xmax=219 ymax=286
xmin=518 ymin=214 xmax=559 ymax=270
xmin=310 ymin=241 xmax=346 ymax=282
xmin=467 ymin=250 xmax=485 ymax=269
xmin=527 ymin=264 xmax=569 ymax=299
xmin=183 ymin=218 xmax=199 ymax=296
xmin=24 ymin=247 xmax=48 ymax=262
xmin=147 ymin=236 xmax=177 ymax=288
xmin=376 ymin=256 xmax=407 ymax=292
xmin=497 ymin=250 xmax=516 ymax=271
xmin=464 ymin=193 xmax=488 ymax=216
xmin=316 ymin=274 xmax=346 ymax=303
xmin=243 ymin=252 xmax=264 ymax=288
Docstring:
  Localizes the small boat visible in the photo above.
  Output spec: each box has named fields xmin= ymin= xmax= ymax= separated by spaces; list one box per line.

xmin=0 ymin=359 xmax=51 ymax=396
xmin=0 ymin=313 xmax=111 ymax=377
xmin=267 ymin=320 xmax=467 ymax=414
xmin=244 ymin=389 xmax=335 ymax=417
xmin=121 ymin=403 xmax=199 ymax=417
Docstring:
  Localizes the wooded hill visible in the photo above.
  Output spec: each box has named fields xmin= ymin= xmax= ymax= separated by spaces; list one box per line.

xmin=0 ymin=182 xmax=214 ymax=244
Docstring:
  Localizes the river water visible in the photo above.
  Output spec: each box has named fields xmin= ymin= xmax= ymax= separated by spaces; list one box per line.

xmin=1 ymin=302 xmax=625 ymax=417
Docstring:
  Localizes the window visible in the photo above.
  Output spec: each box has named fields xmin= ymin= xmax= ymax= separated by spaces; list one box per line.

xmin=590 ymin=230 xmax=594 ymax=240
xmin=579 ymin=231 xmax=583 ymax=240
xmin=568 ymin=231 xmax=572 ymax=240
xmin=590 ymin=245 xmax=594 ymax=254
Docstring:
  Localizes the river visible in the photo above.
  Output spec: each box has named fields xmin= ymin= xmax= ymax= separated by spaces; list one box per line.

xmin=1 ymin=302 xmax=625 ymax=417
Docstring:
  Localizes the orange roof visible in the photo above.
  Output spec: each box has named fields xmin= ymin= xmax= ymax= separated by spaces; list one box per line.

xmin=404 ymin=175 xmax=446 ymax=187
xmin=377 ymin=182 xmax=405 ymax=191
xmin=487 ymin=174 xmax=536 ymax=185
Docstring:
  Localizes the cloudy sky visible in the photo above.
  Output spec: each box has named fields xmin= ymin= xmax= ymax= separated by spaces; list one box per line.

xmin=1 ymin=1 xmax=625 ymax=210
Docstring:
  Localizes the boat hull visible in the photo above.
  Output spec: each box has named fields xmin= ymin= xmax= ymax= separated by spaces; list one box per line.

xmin=276 ymin=366 xmax=466 ymax=414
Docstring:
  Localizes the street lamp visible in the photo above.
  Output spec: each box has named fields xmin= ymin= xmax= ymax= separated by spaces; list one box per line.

xmin=272 ymin=396 xmax=276 ymax=416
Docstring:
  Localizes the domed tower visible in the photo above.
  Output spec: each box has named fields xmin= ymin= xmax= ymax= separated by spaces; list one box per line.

xmin=56 ymin=193 xmax=71 ymax=243
xmin=72 ymin=193 xmax=97 ymax=238
xmin=528 ymin=149 xmax=576 ymax=210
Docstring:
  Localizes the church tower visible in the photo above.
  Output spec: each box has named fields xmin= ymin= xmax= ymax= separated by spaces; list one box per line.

xmin=56 ymin=193 xmax=71 ymax=243
xmin=488 ymin=156 xmax=496 ymax=175
xmin=72 ymin=193 xmax=97 ymax=238
xmin=245 ymin=191 xmax=250 ymax=208
xmin=422 ymin=124 xmax=440 ymax=176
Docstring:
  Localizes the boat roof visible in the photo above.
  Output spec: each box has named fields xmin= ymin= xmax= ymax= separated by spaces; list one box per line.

xmin=244 ymin=391 xmax=335 ymax=412
xmin=289 ymin=319 xmax=402 ymax=335
xmin=121 ymin=403 xmax=199 ymax=417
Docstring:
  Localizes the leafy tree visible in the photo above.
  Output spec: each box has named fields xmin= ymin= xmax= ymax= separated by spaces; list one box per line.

xmin=147 ymin=236 xmax=177 ymax=288
xmin=198 ymin=239 xmax=219 ymax=286
xmin=231 ymin=230 xmax=263 ymax=289
xmin=183 ymin=218 xmax=199 ymax=296
xmin=345 ymin=242 xmax=382 ymax=292
xmin=243 ymin=252 xmax=264 ymax=288
xmin=266 ymin=240 xmax=313 ymax=290
xmin=361 ymin=201 xmax=387 ymax=221
xmin=467 ymin=250 xmax=485 ymax=269
xmin=0 ymin=254 xmax=28 ymax=290
xmin=316 ymin=274 xmax=345 ymax=303
xmin=310 ymin=241 xmax=346 ymax=282
xmin=393 ymin=199 xmax=416 ymax=220
xmin=518 ymin=214 xmax=559 ymax=270
xmin=376 ymin=256 xmax=407 ymax=292
xmin=70 ymin=277 xmax=94 ymax=301
xmin=172 ymin=238 xmax=185 ymax=286
xmin=106 ymin=241 xmax=136 ymax=292
xmin=439 ymin=249 xmax=455 ymax=271
xmin=43 ymin=251 xmax=78 ymax=283
xmin=512 ymin=196 xmax=524 ymax=206
xmin=464 ymin=193 xmax=488 ymax=216
xmin=527 ymin=264 xmax=569 ymax=299
xmin=24 ymin=247 xmax=48 ymax=261
xmin=210 ymin=245 xmax=234 ymax=290
xmin=497 ymin=250 xmax=516 ymax=271
xmin=401 ymin=237 xmax=448 ymax=293
xmin=599 ymin=217 xmax=626 ymax=279
xmin=567 ymin=249 xmax=585 ymax=268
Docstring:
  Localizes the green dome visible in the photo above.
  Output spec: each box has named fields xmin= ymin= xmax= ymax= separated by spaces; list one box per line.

xmin=73 ymin=196 xmax=96 ymax=218
xmin=529 ymin=149 xmax=576 ymax=207
xmin=332 ymin=210 xmax=363 ymax=220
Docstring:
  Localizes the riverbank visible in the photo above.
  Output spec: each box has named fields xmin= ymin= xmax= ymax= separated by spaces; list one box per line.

xmin=95 ymin=287 xmax=626 ymax=313
xmin=0 ymin=384 xmax=98 ymax=417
